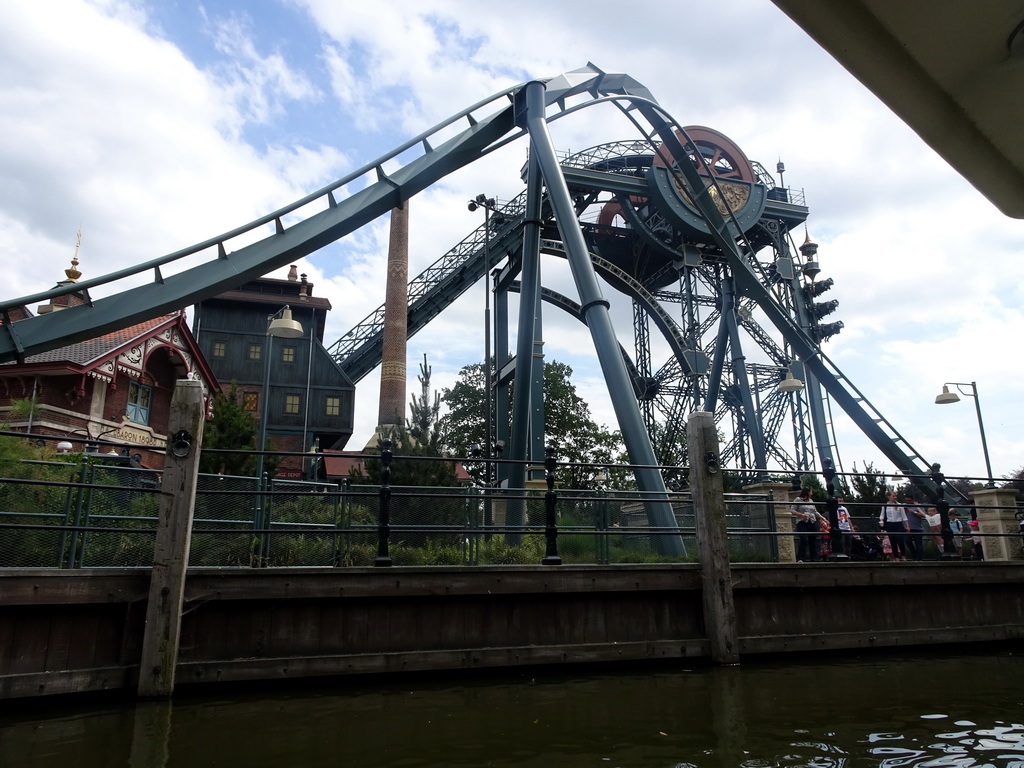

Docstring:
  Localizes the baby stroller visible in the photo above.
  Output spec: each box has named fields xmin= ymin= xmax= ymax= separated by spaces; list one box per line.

xmin=850 ymin=531 xmax=882 ymax=561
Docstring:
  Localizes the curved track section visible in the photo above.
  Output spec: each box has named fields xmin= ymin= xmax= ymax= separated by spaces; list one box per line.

xmin=0 ymin=66 xmax=653 ymax=364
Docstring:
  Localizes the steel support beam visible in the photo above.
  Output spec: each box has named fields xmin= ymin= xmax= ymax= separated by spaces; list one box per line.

xmin=524 ymin=80 xmax=684 ymax=554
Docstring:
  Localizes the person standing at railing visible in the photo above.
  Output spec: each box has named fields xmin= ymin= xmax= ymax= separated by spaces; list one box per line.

xmin=948 ymin=509 xmax=965 ymax=557
xmin=903 ymin=493 xmax=927 ymax=561
xmin=969 ymin=519 xmax=984 ymax=560
xmin=879 ymin=491 xmax=909 ymax=561
xmin=791 ymin=487 xmax=819 ymax=562
xmin=836 ymin=496 xmax=852 ymax=533
xmin=924 ymin=506 xmax=945 ymax=555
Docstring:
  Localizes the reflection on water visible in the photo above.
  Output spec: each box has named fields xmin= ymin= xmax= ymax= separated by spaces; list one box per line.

xmin=0 ymin=650 xmax=1021 ymax=767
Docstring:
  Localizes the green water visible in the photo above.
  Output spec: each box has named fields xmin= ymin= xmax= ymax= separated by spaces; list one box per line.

xmin=1 ymin=649 xmax=1021 ymax=767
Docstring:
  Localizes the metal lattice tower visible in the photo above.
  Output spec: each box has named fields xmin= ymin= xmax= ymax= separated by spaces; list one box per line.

xmin=549 ymin=127 xmax=838 ymax=475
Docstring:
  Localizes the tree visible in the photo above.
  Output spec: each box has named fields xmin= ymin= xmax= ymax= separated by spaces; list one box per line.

xmin=354 ymin=424 xmax=459 ymax=488
xmin=797 ymin=472 xmax=828 ymax=502
xmin=435 ymin=362 xmax=487 ymax=456
xmin=436 ymin=359 xmax=626 ymax=489
xmin=1001 ymin=465 xmax=1024 ymax=499
xmin=199 ymin=382 xmax=278 ymax=477
xmin=352 ymin=424 xmax=463 ymax=547
xmin=847 ymin=462 xmax=891 ymax=518
xmin=349 ymin=355 xmax=457 ymax=488
xmin=0 ymin=398 xmax=46 ymax=468
xmin=408 ymin=354 xmax=442 ymax=449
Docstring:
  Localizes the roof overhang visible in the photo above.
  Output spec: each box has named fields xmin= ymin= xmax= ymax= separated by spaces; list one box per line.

xmin=771 ymin=0 xmax=1024 ymax=218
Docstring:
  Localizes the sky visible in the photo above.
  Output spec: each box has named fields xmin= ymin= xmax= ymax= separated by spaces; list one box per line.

xmin=2 ymin=0 xmax=1022 ymax=485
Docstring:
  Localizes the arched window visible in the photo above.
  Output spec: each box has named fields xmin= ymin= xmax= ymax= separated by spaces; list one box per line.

xmin=126 ymin=380 xmax=152 ymax=425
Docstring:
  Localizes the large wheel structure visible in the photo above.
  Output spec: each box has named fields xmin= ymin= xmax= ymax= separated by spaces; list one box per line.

xmin=554 ymin=127 xmax=834 ymax=473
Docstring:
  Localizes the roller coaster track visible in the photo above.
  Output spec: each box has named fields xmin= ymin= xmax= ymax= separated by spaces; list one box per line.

xmin=0 ymin=65 xmax=654 ymax=364
xmin=0 ymin=63 xmax=957 ymax=497
xmin=328 ymin=194 xmax=526 ymax=381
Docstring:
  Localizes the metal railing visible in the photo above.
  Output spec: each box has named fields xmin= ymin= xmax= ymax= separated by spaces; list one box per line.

xmin=1 ymin=451 xmax=1020 ymax=569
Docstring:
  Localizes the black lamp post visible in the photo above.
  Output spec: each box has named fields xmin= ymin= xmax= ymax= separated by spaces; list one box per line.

xmin=470 ymin=439 xmax=505 ymax=538
xmin=931 ymin=463 xmax=960 ymax=559
xmin=254 ymin=305 xmax=303 ymax=565
xmin=935 ymin=381 xmax=994 ymax=487
xmin=255 ymin=305 xmax=304 ymax=483
xmin=467 ymin=194 xmax=505 ymax=518
xmin=541 ymin=445 xmax=562 ymax=566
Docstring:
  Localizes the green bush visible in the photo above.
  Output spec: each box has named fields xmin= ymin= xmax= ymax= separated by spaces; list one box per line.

xmin=267 ymin=533 xmax=335 ymax=567
xmin=422 ymin=540 xmax=466 ymax=566
xmin=477 ymin=535 xmax=545 ymax=565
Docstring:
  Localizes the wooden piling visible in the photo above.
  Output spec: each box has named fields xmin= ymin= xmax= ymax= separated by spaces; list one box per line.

xmin=687 ymin=411 xmax=739 ymax=664
xmin=138 ymin=379 xmax=206 ymax=697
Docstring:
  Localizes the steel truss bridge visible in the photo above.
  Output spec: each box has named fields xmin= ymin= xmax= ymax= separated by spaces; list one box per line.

xmin=0 ymin=64 xmax=948 ymax=516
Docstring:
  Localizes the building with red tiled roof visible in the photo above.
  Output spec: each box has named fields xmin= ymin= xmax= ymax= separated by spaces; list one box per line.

xmin=319 ymin=449 xmax=474 ymax=484
xmin=0 ymin=256 xmax=218 ymax=466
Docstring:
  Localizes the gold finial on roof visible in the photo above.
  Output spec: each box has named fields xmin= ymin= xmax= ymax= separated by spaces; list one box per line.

xmin=65 ymin=228 xmax=82 ymax=282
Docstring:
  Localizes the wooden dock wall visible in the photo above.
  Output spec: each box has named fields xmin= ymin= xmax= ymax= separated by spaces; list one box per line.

xmin=1 ymin=562 xmax=1022 ymax=700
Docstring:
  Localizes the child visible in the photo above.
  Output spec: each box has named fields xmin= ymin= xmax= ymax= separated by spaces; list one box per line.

xmin=948 ymin=510 xmax=965 ymax=558
xmin=969 ymin=519 xmax=984 ymax=560
xmin=925 ymin=506 xmax=944 ymax=554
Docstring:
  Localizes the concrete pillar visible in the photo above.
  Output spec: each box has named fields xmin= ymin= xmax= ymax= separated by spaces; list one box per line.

xmin=971 ymin=487 xmax=1022 ymax=561
xmin=744 ymin=481 xmax=797 ymax=563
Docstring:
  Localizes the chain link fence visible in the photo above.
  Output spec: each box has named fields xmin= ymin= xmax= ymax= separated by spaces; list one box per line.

xmin=3 ymin=454 xmax=1020 ymax=568
xmin=0 ymin=457 xmax=160 ymax=568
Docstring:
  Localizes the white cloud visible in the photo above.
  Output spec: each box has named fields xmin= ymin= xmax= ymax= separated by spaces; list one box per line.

xmin=203 ymin=9 xmax=321 ymax=125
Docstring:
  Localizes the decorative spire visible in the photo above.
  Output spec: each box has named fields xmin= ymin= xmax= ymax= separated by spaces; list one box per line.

xmin=799 ymin=224 xmax=818 ymax=258
xmin=799 ymin=224 xmax=820 ymax=281
xmin=64 ymin=228 xmax=82 ymax=282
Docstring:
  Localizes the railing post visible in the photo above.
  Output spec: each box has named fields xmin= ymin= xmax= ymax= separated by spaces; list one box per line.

xmin=77 ymin=462 xmax=96 ymax=567
xmin=824 ymin=458 xmax=848 ymax=560
xmin=138 ymin=379 xmax=205 ymax=697
xmin=687 ymin=411 xmax=739 ymax=665
xmin=251 ymin=472 xmax=266 ymax=567
xmin=332 ymin=477 xmax=347 ymax=567
xmin=65 ymin=461 xmax=89 ymax=568
xmin=263 ymin=476 xmax=275 ymax=565
xmin=541 ymin=446 xmax=561 ymax=565
xmin=465 ymin=486 xmax=479 ymax=565
xmin=374 ymin=439 xmax=393 ymax=567
xmin=931 ymin=464 xmax=960 ymax=560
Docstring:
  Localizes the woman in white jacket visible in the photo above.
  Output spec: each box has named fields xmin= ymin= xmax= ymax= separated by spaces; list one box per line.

xmin=791 ymin=487 xmax=819 ymax=562
xmin=878 ymin=491 xmax=909 ymax=561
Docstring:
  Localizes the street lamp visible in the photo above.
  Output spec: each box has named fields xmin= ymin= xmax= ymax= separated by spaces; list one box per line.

xmin=934 ymin=381 xmax=994 ymax=486
xmin=256 ymin=306 xmax=304 ymax=483
xmin=778 ymin=365 xmax=804 ymax=393
xmin=470 ymin=438 xmax=504 ymax=537
xmin=253 ymin=305 xmax=303 ymax=566
xmin=467 ymin=194 xmax=505 ymax=501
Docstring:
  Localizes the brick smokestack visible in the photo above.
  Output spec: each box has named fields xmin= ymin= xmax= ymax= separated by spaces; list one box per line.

xmin=376 ymin=203 xmax=409 ymax=428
